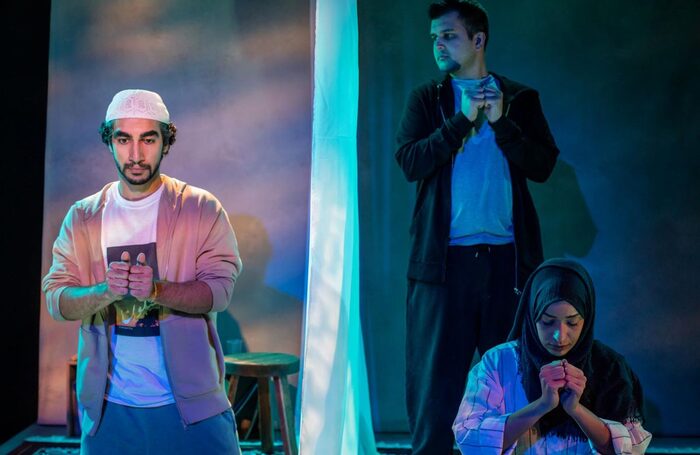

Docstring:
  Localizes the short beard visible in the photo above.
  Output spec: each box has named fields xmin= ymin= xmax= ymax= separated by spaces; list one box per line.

xmin=114 ymin=156 xmax=162 ymax=186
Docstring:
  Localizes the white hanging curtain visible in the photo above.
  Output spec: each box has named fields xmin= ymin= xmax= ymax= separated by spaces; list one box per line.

xmin=298 ymin=0 xmax=377 ymax=453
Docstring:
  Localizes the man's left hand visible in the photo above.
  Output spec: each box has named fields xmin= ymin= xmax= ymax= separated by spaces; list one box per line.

xmin=128 ymin=252 xmax=155 ymax=301
xmin=483 ymin=86 xmax=504 ymax=123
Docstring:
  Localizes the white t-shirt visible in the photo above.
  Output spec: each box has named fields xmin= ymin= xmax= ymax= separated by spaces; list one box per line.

xmin=101 ymin=182 xmax=175 ymax=407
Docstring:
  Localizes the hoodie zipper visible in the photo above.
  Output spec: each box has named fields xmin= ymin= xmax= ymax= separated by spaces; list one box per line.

xmin=437 ymin=83 xmax=453 ymax=281
xmin=502 ymin=98 xmax=521 ymax=297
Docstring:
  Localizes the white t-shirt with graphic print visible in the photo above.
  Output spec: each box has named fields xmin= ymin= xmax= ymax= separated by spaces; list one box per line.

xmin=101 ymin=182 xmax=175 ymax=407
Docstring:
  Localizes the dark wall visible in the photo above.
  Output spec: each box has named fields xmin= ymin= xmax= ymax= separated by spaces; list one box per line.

xmin=359 ymin=0 xmax=700 ymax=436
xmin=1 ymin=0 xmax=49 ymax=445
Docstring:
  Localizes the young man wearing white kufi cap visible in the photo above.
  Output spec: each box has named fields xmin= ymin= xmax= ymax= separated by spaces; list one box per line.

xmin=43 ymin=89 xmax=243 ymax=454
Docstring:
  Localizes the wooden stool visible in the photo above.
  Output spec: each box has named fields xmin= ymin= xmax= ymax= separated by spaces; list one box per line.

xmin=225 ymin=352 xmax=299 ymax=455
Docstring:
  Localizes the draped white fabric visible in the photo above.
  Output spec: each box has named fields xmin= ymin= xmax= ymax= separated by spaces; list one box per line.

xmin=299 ymin=0 xmax=377 ymax=453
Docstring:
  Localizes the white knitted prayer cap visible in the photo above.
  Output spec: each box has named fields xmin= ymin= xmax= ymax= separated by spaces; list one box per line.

xmin=105 ymin=89 xmax=170 ymax=123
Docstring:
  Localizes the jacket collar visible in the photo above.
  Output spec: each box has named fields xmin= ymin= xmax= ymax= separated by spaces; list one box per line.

xmin=489 ymin=71 xmax=533 ymax=104
xmin=80 ymin=174 xmax=187 ymax=221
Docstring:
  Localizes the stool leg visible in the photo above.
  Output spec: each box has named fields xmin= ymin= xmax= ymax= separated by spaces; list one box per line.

xmin=273 ymin=375 xmax=298 ymax=455
xmin=257 ymin=377 xmax=274 ymax=453
xmin=227 ymin=375 xmax=240 ymax=405
xmin=226 ymin=375 xmax=241 ymax=438
xmin=67 ymin=362 xmax=76 ymax=437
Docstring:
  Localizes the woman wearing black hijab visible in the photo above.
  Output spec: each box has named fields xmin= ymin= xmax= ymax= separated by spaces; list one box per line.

xmin=452 ymin=258 xmax=651 ymax=454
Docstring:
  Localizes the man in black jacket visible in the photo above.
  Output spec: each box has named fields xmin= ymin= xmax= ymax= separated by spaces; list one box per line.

xmin=395 ymin=1 xmax=559 ymax=452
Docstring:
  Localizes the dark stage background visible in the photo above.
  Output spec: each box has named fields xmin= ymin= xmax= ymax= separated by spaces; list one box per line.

xmin=358 ymin=0 xmax=700 ymax=437
xmin=2 ymin=0 xmax=50 ymax=446
xmin=3 ymin=0 xmax=700 ymax=447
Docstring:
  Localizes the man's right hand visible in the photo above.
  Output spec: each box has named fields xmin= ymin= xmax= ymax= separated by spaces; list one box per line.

xmin=538 ymin=360 xmax=566 ymax=412
xmin=106 ymin=251 xmax=131 ymax=297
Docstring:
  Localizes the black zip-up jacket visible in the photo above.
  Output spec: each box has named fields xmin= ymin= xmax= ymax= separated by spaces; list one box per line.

xmin=395 ymin=72 xmax=559 ymax=289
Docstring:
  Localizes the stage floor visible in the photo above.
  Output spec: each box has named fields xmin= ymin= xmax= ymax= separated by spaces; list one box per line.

xmin=1 ymin=424 xmax=699 ymax=454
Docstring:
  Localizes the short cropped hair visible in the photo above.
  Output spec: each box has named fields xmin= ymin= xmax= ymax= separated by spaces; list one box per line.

xmin=99 ymin=120 xmax=178 ymax=147
xmin=429 ymin=0 xmax=489 ymax=48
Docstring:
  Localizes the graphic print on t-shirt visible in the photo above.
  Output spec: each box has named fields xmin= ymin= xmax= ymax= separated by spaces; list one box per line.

xmin=107 ymin=242 xmax=160 ymax=337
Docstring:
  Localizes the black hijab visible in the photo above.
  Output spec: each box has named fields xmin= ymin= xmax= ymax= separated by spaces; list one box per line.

xmin=508 ymin=258 xmax=645 ymax=440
